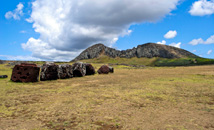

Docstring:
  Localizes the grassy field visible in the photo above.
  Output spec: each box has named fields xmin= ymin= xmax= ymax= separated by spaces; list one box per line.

xmin=79 ymin=55 xmax=158 ymax=66
xmin=0 ymin=63 xmax=214 ymax=130
xmin=79 ymin=55 xmax=214 ymax=67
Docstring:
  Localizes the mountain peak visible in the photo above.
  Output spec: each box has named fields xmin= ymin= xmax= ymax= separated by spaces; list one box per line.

xmin=72 ymin=43 xmax=198 ymax=61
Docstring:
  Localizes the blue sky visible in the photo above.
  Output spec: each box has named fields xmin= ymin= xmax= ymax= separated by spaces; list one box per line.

xmin=0 ymin=0 xmax=214 ymax=61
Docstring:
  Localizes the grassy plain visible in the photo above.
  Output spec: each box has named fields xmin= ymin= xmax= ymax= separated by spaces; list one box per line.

xmin=0 ymin=63 xmax=214 ymax=130
xmin=79 ymin=55 xmax=214 ymax=67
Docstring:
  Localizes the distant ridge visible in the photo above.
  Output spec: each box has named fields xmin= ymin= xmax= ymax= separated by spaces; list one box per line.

xmin=0 ymin=60 xmax=4 ymax=64
xmin=72 ymin=43 xmax=198 ymax=61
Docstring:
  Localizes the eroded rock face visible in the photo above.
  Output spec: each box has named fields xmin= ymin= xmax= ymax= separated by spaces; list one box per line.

xmin=8 ymin=61 xmax=27 ymax=66
xmin=0 ymin=60 xmax=4 ymax=64
xmin=108 ymin=66 xmax=114 ymax=73
xmin=72 ymin=62 xmax=86 ymax=77
xmin=97 ymin=65 xmax=110 ymax=74
xmin=11 ymin=63 xmax=40 ymax=82
xmin=40 ymin=63 xmax=59 ymax=81
xmin=72 ymin=43 xmax=199 ymax=61
xmin=97 ymin=65 xmax=114 ymax=74
xmin=86 ymin=64 xmax=95 ymax=75
xmin=58 ymin=64 xmax=73 ymax=79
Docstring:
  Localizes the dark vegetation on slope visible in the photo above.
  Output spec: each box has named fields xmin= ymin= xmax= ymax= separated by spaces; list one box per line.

xmin=155 ymin=58 xmax=214 ymax=66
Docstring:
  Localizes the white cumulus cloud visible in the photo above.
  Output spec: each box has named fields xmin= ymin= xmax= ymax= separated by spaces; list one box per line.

xmin=189 ymin=35 xmax=214 ymax=45
xmin=169 ymin=42 xmax=181 ymax=48
xmin=157 ymin=40 xmax=166 ymax=45
xmin=23 ymin=0 xmax=180 ymax=61
xmin=207 ymin=50 xmax=213 ymax=55
xmin=164 ymin=30 xmax=177 ymax=39
xmin=189 ymin=0 xmax=214 ymax=16
xmin=5 ymin=3 xmax=24 ymax=20
xmin=21 ymin=38 xmax=82 ymax=61
xmin=157 ymin=40 xmax=181 ymax=48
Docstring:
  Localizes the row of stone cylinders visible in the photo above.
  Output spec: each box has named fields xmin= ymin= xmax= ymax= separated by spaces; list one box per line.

xmin=11 ymin=62 xmax=114 ymax=82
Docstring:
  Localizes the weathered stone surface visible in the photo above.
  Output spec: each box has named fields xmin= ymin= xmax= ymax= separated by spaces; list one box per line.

xmin=0 ymin=60 xmax=5 ymax=64
xmin=11 ymin=63 xmax=40 ymax=82
xmin=72 ymin=43 xmax=199 ymax=61
xmin=40 ymin=63 xmax=59 ymax=81
xmin=85 ymin=64 xmax=95 ymax=75
xmin=108 ymin=66 xmax=114 ymax=73
xmin=58 ymin=64 xmax=73 ymax=79
xmin=0 ymin=75 xmax=8 ymax=78
xmin=97 ymin=65 xmax=110 ymax=74
xmin=72 ymin=62 xmax=86 ymax=77
xmin=8 ymin=61 xmax=27 ymax=66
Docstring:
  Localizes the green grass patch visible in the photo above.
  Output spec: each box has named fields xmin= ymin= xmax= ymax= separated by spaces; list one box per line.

xmin=77 ymin=55 xmax=159 ymax=66
xmin=155 ymin=58 xmax=214 ymax=66
xmin=75 ymin=55 xmax=214 ymax=67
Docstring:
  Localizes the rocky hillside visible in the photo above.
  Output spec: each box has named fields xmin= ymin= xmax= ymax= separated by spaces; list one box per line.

xmin=0 ymin=60 xmax=4 ymax=64
xmin=72 ymin=43 xmax=199 ymax=61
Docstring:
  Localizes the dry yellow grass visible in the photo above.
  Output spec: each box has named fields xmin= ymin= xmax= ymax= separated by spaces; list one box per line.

xmin=0 ymin=64 xmax=214 ymax=130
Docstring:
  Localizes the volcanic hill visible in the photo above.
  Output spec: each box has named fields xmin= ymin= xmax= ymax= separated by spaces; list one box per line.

xmin=73 ymin=43 xmax=198 ymax=61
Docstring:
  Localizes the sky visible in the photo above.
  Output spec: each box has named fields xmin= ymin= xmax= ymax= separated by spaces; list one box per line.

xmin=0 ymin=0 xmax=214 ymax=61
